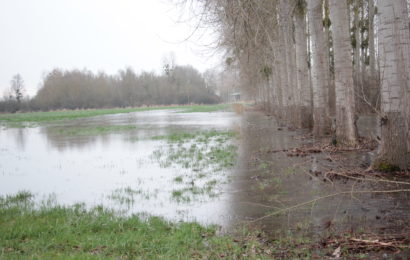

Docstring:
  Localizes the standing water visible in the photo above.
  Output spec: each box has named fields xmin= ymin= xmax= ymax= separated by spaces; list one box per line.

xmin=1 ymin=108 xmax=410 ymax=238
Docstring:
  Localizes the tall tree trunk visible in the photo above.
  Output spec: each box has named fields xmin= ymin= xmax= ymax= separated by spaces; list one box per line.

xmin=275 ymin=21 xmax=288 ymax=123
xmin=324 ymin=0 xmax=335 ymax=117
xmin=278 ymin=0 xmax=296 ymax=126
xmin=368 ymin=0 xmax=376 ymax=77
xmin=288 ymin=32 xmax=298 ymax=126
xmin=295 ymin=8 xmax=313 ymax=128
xmin=369 ymin=0 xmax=376 ymax=78
xmin=368 ymin=0 xmax=379 ymax=109
xmin=308 ymin=0 xmax=331 ymax=136
xmin=329 ymin=0 xmax=359 ymax=146
xmin=353 ymin=2 xmax=361 ymax=79
xmin=374 ymin=0 xmax=410 ymax=170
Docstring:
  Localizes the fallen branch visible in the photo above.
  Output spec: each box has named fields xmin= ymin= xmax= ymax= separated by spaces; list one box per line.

xmin=350 ymin=238 xmax=393 ymax=247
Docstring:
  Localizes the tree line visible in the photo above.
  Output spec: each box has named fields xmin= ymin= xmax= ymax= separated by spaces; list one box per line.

xmin=190 ymin=0 xmax=409 ymax=170
xmin=0 ymin=65 xmax=220 ymax=112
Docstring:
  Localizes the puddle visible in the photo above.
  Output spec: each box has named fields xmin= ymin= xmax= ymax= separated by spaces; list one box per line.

xmin=1 ymin=109 xmax=409 ymax=238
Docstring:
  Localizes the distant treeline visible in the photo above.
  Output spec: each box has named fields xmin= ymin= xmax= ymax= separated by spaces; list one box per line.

xmin=0 ymin=65 xmax=220 ymax=112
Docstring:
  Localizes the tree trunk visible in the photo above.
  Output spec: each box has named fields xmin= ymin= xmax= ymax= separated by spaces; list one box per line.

xmin=329 ymin=0 xmax=359 ymax=146
xmin=295 ymin=9 xmax=313 ymax=128
xmin=274 ymin=22 xmax=287 ymax=122
xmin=324 ymin=0 xmax=335 ymax=117
xmin=369 ymin=0 xmax=376 ymax=77
xmin=374 ymin=0 xmax=410 ymax=170
xmin=278 ymin=0 xmax=295 ymax=126
xmin=368 ymin=0 xmax=379 ymax=109
xmin=353 ymin=2 xmax=361 ymax=79
xmin=308 ymin=0 xmax=331 ymax=136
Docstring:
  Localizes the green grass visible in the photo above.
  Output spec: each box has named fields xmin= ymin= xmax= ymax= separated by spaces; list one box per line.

xmin=0 ymin=192 xmax=272 ymax=259
xmin=173 ymin=176 xmax=184 ymax=183
xmin=53 ymin=125 xmax=137 ymax=136
xmin=0 ymin=104 xmax=230 ymax=127
xmin=179 ymin=104 xmax=231 ymax=113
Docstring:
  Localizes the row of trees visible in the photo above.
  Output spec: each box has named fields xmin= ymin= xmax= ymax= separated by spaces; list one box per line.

xmin=192 ymin=0 xmax=409 ymax=169
xmin=0 ymin=65 xmax=220 ymax=112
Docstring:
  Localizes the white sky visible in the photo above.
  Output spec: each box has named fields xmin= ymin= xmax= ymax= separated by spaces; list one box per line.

xmin=0 ymin=0 xmax=220 ymax=97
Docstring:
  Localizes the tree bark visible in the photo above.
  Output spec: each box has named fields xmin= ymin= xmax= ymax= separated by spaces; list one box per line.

xmin=329 ymin=0 xmax=359 ymax=146
xmin=295 ymin=8 xmax=313 ymax=128
xmin=369 ymin=0 xmax=376 ymax=78
xmin=323 ymin=0 xmax=335 ymax=117
xmin=308 ymin=0 xmax=331 ymax=136
xmin=368 ymin=0 xmax=379 ymax=109
xmin=278 ymin=0 xmax=295 ymax=126
xmin=374 ymin=0 xmax=410 ymax=170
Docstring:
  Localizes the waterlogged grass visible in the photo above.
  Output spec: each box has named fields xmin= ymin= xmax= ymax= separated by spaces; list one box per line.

xmin=108 ymin=187 xmax=155 ymax=206
xmin=152 ymin=130 xmax=238 ymax=202
xmin=151 ymin=130 xmax=237 ymax=172
xmin=152 ymin=129 xmax=236 ymax=144
xmin=179 ymin=104 xmax=231 ymax=113
xmin=0 ymin=192 xmax=273 ymax=259
xmin=0 ymin=104 xmax=230 ymax=127
xmin=53 ymin=125 xmax=137 ymax=136
xmin=171 ymin=179 xmax=220 ymax=203
xmin=0 ymin=107 xmax=152 ymax=124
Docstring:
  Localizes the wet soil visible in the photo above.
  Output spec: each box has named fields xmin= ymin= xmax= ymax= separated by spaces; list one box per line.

xmin=230 ymin=110 xmax=410 ymax=258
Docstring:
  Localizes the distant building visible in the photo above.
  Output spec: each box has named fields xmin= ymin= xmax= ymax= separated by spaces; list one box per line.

xmin=230 ymin=92 xmax=241 ymax=102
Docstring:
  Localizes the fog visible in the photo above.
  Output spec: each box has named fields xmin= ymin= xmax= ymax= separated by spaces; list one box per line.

xmin=0 ymin=0 xmax=219 ymax=97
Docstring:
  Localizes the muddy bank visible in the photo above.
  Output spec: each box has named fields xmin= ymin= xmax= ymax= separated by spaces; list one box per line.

xmin=229 ymin=110 xmax=410 ymax=257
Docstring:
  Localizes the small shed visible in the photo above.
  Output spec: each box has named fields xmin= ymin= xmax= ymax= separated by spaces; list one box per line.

xmin=230 ymin=92 xmax=241 ymax=102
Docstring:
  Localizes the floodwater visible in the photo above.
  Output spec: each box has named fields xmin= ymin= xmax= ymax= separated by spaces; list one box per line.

xmin=0 ymin=110 xmax=240 ymax=226
xmin=1 ymin=109 xmax=409 ymax=238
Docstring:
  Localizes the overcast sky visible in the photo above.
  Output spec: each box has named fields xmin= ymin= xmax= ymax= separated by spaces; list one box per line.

xmin=0 ymin=0 xmax=219 ymax=97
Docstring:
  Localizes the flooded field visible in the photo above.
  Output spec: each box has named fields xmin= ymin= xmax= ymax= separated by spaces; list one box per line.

xmin=1 ymin=108 xmax=410 ymax=242
xmin=0 ymin=109 xmax=242 ymax=226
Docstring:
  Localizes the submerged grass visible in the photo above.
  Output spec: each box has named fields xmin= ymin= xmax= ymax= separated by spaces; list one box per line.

xmin=54 ymin=125 xmax=137 ymax=136
xmin=0 ymin=192 xmax=272 ymax=259
xmin=152 ymin=130 xmax=236 ymax=143
xmin=152 ymin=130 xmax=238 ymax=202
xmin=0 ymin=104 xmax=230 ymax=127
xmin=151 ymin=130 xmax=238 ymax=172
xmin=108 ymin=187 xmax=154 ymax=206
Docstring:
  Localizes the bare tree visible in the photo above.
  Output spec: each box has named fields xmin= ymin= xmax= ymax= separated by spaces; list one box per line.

xmin=10 ymin=74 xmax=25 ymax=103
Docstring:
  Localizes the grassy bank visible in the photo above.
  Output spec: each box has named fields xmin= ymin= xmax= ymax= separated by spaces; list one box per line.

xmin=0 ymin=104 xmax=231 ymax=127
xmin=0 ymin=192 xmax=270 ymax=259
